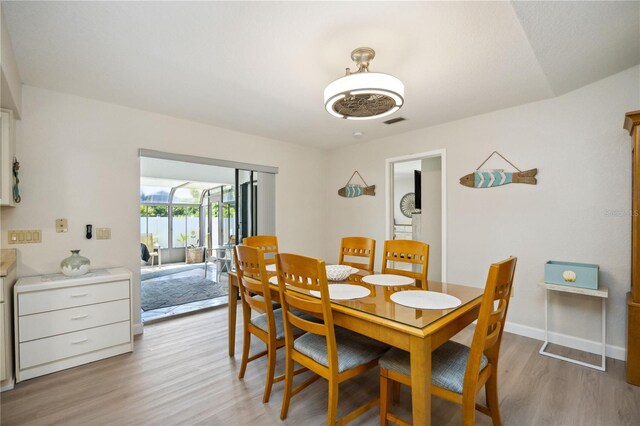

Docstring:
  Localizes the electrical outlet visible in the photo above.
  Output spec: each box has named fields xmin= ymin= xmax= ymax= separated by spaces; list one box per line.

xmin=8 ymin=229 xmax=42 ymax=244
xmin=56 ymin=219 xmax=68 ymax=233
xmin=96 ymin=227 xmax=111 ymax=240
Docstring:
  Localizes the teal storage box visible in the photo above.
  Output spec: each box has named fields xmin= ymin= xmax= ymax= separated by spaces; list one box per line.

xmin=544 ymin=261 xmax=599 ymax=290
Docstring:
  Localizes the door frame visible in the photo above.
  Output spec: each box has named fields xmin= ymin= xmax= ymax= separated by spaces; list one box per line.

xmin=385 ymin=149 xmax=447 ymax=282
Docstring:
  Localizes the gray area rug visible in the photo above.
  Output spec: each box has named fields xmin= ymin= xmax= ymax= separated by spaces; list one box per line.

xmin=141 ymin=273 xmax=228 ymax=311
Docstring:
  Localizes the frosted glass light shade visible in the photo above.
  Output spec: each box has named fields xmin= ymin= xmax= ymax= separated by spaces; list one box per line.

xmin=324 ymin=72 xmax=405 ymax=120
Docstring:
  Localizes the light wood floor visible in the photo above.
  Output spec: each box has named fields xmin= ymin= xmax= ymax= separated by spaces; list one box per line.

xmin=1 ymin=306 xmax=639 ymax=425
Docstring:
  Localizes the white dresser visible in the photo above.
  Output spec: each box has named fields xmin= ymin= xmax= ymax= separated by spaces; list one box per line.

xmin=14 ymin=268 xmax=133 ymax=382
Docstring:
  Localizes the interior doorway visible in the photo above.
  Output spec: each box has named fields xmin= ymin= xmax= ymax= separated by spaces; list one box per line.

xmin=138 ymin=151 xmax=276 ymax=322
xmin=385 ymin=150 xmax=447 ymax=282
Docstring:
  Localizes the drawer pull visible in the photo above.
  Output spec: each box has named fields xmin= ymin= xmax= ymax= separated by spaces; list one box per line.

xmin=71 ymin=314 xmax=89 ymax=320
xmin=71 ymin=338 xmax=89 ymax=345
xmin=70 ymin=293 xmax=89 ymax=298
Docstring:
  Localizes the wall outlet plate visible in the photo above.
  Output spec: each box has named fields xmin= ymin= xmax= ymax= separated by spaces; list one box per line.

xmin=96 ymin=228 xmax=111 ymax=240
xmin=56 ymin=219 xmax=68 ymax=233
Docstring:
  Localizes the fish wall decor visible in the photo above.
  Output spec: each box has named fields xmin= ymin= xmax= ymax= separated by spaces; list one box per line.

xmin=460 ymin=169 xmax=537 ymax=188
xmin=339 ymin=170 xmax=375 ymax=198
xmin=338 ymin=184 xmax=376 ymax=197
xmin=460 ymin=151 xmax=538 ymax=189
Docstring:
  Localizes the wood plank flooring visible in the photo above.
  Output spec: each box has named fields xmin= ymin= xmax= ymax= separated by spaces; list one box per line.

xmin=1 ymin=305 xmax=639 ymax=425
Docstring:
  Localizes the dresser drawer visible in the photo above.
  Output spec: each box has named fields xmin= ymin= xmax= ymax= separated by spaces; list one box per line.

xmin=18 ymin=280 xmax=129 ymax=315
xmin=19 ymin=299 xmax=130 ymax=342
xmin=19 ymin=321 xmax=131 ymax=369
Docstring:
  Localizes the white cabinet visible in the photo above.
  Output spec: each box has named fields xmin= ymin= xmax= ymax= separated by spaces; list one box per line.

xmin=14 ymin=268 xmax=133 ymax=382
xmin=0 ymin=108 xmax=16 ymax=207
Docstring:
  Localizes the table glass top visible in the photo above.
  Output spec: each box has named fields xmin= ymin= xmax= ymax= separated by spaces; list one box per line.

xmin=270 ymin=269 xmax=484 ymax=330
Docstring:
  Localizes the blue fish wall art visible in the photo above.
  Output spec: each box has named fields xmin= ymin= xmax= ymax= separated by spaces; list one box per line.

xmin=459 ymin=169 xmax=537 ymax=188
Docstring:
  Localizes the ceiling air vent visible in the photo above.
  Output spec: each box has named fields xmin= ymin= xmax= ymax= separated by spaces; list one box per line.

xmin=383 ymin=117 xmax=406 ymax=125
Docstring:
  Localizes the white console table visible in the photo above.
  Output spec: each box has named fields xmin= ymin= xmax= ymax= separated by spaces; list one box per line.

xmin=538 ymin=282 xmax=608 ymax=371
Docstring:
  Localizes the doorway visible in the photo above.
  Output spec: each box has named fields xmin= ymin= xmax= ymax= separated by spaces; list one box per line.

xmin=138 ymin=151 xmax=277 ymax=322
xmin=385 ymin=150 xmax=447 ymax=282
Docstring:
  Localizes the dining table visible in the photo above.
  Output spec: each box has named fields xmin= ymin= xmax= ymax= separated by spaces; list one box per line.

xmin=226 ymin=268 xmax=484 ymax=426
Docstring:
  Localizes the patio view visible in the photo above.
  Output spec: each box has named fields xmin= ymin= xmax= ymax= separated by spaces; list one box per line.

xmin=140 ymin=177 xmax=238 ymax=322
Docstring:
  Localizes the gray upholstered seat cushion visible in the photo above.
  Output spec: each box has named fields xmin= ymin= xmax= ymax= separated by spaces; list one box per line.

xmin=250 ymin=308 xmax=313 ymax=340
xmin=250 ymin=308 xmax=289 ymax=339
xmin=293 ymin=327 xmax=389 ymax=373
xmin=379 ymin=340 xmax=488 ymax=394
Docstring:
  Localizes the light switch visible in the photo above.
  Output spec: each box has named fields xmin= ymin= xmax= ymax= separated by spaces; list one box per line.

xmin=8 ymin=229 xmax=42 ymax=244
xmin=56 ymin=219 xmax=68 ymax=233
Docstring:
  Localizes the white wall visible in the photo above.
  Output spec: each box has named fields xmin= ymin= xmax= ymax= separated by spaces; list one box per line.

xmin=1 ymin=85 xmax=329 ymax=330
xmin=327 ymin=66 xmax=639 ymax=356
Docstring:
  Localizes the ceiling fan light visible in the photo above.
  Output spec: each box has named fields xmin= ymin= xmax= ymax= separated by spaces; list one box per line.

xmin=324 ymin=48 xmax=404 ymax=120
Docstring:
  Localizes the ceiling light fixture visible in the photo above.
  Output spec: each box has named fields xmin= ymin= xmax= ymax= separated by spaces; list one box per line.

xmin=324 ymin=47 xmax=404 ymax=120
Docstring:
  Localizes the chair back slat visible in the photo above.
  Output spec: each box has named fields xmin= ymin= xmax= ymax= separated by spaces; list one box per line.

xmin=241 ymin=275 xmax=269 ymax=312
xmin=276 ymin=253 xmax=339 ymax=371
xmin=244 ymin=235 xmax=279 ymax=265
xmin=463 ymin=257 xmax=517 ymax=394
xmin=382 ymin=240 xmax=430 ymax=289
xmin=234 ymin=245 xmax=275 ymax=331
xmin=339 ymin=237 xmax=376 ymax=272
xmin=287 ymin=310 xmax=327 ymax=336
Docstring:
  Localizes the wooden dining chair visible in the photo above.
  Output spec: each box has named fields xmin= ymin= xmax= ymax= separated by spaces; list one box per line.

xmin=234 ymin=245 xmax=305 ymax=403
xmin=244 ymin=235 xmax=279 ymax=266
xmin=381 ymin=240 xmax=430 ymax=289
xmin=378 ymin=256 xmax=518 ymax=426
xmin=276 ymin=253 xmax=390 ymax=426
xmin=338 ymin=236 xmax=376 ymax=272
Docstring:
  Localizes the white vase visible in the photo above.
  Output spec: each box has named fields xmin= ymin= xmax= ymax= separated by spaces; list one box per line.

xmin=60 ymin=250 xmax=91 ymax=276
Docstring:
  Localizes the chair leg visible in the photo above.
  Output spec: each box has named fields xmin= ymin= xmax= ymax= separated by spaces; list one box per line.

xmin=379 ymin=370 xmax=390 ymax=426
xmin=485 ymin=373 xmax=502 ymax=426
xmin=327 ymin=379 xmax=339 ymax=426
xmin=238 ymin=329 xmax=251 ymax=379
xmin=280 ymin=353 xmax=294 ymax=420
xmin=263 ymin=342 xmax=277 ymax=403
xmin=462 ymin=393 xmax=476 ymax=426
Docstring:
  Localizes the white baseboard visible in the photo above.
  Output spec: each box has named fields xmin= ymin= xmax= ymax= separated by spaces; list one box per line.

xmin=0 ymin=379 xmax=15 ymax=392
xmin=504 ymin=321 xmax=626 ymax=361
xmin=132 ymin=323 xmax=144 ymax=335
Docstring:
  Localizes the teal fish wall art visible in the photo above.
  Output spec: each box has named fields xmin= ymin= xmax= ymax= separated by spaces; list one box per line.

xmin=459 ymin=169 xmax=537 ymax=188
xmin=460 ymin=151 xmax=538 ymax=189
xmin=338 ymin=184 xmax=376 ymax=197
xmin=339 ymin=170 xmax=375 ymax=198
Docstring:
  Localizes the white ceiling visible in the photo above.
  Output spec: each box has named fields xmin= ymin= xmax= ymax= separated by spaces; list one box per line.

xmin=3 ymin=1 xmax=639 ymax=149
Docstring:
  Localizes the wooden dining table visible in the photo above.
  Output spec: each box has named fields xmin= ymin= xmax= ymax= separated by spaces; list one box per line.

xmin=226 ymin=269 xmax=484 ymax=426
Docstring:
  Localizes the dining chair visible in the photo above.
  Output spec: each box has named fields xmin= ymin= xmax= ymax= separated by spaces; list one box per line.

xmin=381 ymin=240 xmax=430 ymax=289
xmin=338 ymin=236 xmax=376 ymax=272
xmin=276 ymin=253 xmax=390 ymax=426
xmin=234 ymin=245 xmax=305 ymax=403
xmin=378 ymin=256 xmax=518 ymax=426
xmin=244 ymin=235 xmax=279 ymax=266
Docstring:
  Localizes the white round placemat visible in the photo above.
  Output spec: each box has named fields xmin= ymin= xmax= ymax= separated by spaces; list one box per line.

xmin=390 ymin=291 xmax=462 ymax=310
xmin=268 ymin=276 xmax=278 ymax=285
xmin=265 ymin=264 xmax=277 ymax=272
xmin=362 ymin=274 xmax=415 ymax=286
xmin=310 ymin=284 xmax=370 ymax=300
